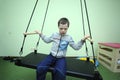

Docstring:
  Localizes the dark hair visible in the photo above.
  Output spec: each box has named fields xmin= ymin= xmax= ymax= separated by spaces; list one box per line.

xmin=58 ymin=17 xmax=70 ymax=27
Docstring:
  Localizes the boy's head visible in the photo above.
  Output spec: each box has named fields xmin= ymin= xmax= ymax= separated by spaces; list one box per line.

xmin=58 ymin=17 xmax=70 ymax=35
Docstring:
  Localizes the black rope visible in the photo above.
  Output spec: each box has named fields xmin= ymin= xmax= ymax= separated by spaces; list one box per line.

xmin=83 ymin=0 xmax=96 ymax=67
xmin=80 ymin=0 xmax=89 ymax=59
xmin=34 ymin=0 xmax=50 ymax=53
xmin=19 ymin=0 xmax=39 ymax=56
xmin=84 ymin=0 xmax=92 ymax=38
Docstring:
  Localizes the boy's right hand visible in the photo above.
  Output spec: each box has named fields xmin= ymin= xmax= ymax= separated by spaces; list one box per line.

xmin=34 ymin=30 xmax=41 ymax=35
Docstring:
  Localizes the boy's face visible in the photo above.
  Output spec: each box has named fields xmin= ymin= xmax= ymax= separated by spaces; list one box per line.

xmin=58 ymin=23 xmax=68 ymax=35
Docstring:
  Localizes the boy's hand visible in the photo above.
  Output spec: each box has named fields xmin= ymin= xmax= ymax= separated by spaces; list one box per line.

xmin=82 ymin=35 xmax=90 ymax=41
xmin=34 ymin=30 xmax=41 ymax=35
xmin=82 ymin=35 xmax=93 ymax=43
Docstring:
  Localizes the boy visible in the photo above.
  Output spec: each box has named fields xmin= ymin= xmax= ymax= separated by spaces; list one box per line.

xmin=24 ymin=17 xmax=90 ymax=80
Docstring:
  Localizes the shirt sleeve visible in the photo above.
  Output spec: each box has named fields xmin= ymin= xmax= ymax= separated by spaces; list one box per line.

xmin=69 ymin=37 xmax=85 ymax=50
xmin=40 ymin=33 xmax=53 ymax=43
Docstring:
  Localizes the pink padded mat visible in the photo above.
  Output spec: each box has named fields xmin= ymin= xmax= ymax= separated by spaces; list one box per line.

xmin=99 ymin=43 xmax=120 ymax=48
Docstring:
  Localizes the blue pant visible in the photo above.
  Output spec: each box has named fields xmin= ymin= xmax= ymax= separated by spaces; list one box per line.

xmin=36 ymin=54 xmax=66 ymax=80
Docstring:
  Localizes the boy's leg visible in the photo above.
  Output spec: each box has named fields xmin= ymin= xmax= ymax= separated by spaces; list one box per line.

xmin=52 ymin=58 xmax=66 ymax=80
xmin=36 ymin=54 xmax=54 ymax=80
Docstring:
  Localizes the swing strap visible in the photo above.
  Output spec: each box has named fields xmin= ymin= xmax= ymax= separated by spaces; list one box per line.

xmin=84 ymin=0 xmax=96 ymax=67
xmin=80 ymin=0 xmax=96 ymax=67
xmin=34 ymin=0 xmax=50 ymax=53
xmin=79 ymin=0 xmax=89 ymax=57
xmin=19 ymin=0 xmax=39 ymax=56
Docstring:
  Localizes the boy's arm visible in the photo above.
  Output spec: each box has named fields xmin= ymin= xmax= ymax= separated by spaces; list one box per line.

xmin=23 ymin=30 xmax=41 ymax=35
xmin=35 ymin=30 xmax=53 ymax=43
xmin=69 ymin=35 xmax=93 ymax=50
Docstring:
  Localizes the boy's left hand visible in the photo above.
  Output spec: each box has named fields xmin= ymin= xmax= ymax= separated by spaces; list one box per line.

xmin=82 ymin=35 xmax=93 ymax=43
xmin=82 ymin=35 xmax=90 ymax=41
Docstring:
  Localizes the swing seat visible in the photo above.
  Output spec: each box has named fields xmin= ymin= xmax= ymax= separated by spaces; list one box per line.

xmin=15 ymin=52 xmax=103 ymax=80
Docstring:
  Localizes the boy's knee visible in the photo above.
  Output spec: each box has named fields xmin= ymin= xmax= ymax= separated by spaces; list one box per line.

xmin=37 ymin=66 xmax=48 ymax=74
xmin=52 ymin=68 xmax=66 ymax=80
